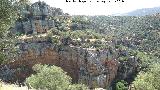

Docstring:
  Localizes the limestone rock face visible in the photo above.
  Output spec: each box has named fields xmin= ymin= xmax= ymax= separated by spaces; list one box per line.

xmin=0 ymin=41 xmax=140 ymax=89
xmin=12 ymin=1 xmax=66 ymax=35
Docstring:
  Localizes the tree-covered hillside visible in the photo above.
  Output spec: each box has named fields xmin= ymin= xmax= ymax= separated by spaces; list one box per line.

xmin=69 ymin=15 xmax=160 ymax=58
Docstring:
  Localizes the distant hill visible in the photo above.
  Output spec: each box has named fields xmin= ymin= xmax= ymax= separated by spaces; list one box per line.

xmin=118 ymin=6 xmax=160 ymax=16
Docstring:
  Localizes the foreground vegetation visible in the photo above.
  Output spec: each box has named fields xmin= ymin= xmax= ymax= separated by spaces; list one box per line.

xmin=26 ymin=64 xmax=88 ymax=90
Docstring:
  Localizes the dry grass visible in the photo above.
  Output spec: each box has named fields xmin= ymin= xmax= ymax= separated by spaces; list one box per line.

xmin=0 ymin=82 xmax=106 ymax=90
xmin=0 ymin=82 xmax=35 ymax=90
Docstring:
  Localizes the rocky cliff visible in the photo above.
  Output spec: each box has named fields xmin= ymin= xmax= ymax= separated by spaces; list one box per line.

xmin=11 ymin=1 xmax=67 ymax=35
xmin=0 ymin=38 xmax=140 ymax=89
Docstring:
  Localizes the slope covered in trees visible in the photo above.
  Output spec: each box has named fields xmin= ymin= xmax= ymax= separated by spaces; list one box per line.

xmin=69 ymin=15 xmax=160 ymax=58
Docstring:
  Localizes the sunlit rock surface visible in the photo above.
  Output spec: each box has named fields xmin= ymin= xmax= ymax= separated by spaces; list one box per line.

xmin=0 ymin=40 xmax=140 ymax=89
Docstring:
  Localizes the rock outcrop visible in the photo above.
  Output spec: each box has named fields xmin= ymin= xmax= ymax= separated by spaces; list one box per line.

xmin=0 ymin=40 xmax=140 ymax=89
xmin=11 ymin=1 xmax=66 ymax=35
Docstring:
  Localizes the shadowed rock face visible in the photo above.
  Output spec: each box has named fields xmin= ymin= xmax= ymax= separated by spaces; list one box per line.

xmin=0 ymin=41 xmax=140 ymax=89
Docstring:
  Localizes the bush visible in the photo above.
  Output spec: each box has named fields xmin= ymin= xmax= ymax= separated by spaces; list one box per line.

xmin=133 ymin=63 xmax=160 ymax=90
xmin=26 ymin=64 xmax=72 ymax=90
xmin=116 ymin=80 xmax=128 ymax=90
xmin=0 ymin=52 xmax=6 ymax=65
xmin=26 ymin=64 xmax=89 ymax=90
xmin=118 ymin=56 xmax=128 ymax=62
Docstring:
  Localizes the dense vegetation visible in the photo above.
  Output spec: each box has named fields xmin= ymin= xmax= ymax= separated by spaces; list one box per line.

xmin=0 ymin=0 xmax=30 ymax=64
xmin=133 ymin=63 xmax=160 ymax=90
xmin=89 ymin=15 xmax=160 ymax=57
xmin=26 ymin=64 xmax=88 ymax=90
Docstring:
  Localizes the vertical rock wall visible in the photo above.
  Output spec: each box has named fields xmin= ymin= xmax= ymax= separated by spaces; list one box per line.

xmin=0 ymin=42 xmax=140 ymax=89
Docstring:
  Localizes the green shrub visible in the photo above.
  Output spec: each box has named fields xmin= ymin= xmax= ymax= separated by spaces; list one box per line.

xmin=116 ymin=80 xmax=128 ymax=90
xmin=118 ymin=56 xmax=128 ymax=62
xmin=133 ymin=63 xmax=160 ymax=90
xmin=26 ymin=64 xmax=89 ymax=90
xmin=26 ymin=64 xmax=72 ymax=90
xmin=0 ymin=52 xmax=6 ymax=65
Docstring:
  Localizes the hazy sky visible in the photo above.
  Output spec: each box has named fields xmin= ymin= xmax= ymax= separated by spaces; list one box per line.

xmin=31 ymin=0 xmax=160 ymax=15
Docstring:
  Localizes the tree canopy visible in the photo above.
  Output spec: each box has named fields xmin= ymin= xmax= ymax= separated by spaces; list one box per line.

xmin=26 ymin=64 xmax=89 ymax=90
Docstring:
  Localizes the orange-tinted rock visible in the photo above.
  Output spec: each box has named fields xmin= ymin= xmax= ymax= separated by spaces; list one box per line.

xmin=0 ymin=42 xmax=140 ymax=89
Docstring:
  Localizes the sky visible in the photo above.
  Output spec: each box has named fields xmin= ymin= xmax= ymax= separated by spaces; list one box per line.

xmin=31 ymin=0 xmax=160 ymax=15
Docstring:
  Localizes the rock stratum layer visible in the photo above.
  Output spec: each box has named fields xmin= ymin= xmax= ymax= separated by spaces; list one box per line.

xmin=0 ymin=41 xmax=140 ymax=89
